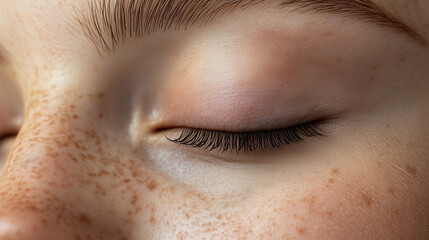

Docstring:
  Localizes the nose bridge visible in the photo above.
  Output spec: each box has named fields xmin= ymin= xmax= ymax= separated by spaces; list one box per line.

xmin=0 ymin=85 xmax=155 ymax=239
xmin=2 ymin=122 xmax=80 ymax=190
xmin=0 ymin=91 xmax=110 ymax=239
xmin=3 ymin=90 xmax=83 ymax=180
xmin=0 ymin=94 xmax=85 ymax=214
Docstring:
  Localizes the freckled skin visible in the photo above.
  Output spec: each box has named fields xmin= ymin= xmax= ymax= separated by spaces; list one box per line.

xmin=0 ymin=0 xmax=429 ymax=240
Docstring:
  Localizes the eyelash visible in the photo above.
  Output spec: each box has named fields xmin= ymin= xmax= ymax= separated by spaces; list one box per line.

xmin=167 ymin=122 xmax=324 ymax=153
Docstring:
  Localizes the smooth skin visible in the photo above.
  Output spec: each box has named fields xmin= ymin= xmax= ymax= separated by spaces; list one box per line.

xmin=0 ymin=0 xmax=428 ymax=239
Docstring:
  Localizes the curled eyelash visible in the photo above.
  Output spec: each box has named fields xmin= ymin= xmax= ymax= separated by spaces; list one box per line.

xmin=167 ymin=123 xmax=324 ymax=153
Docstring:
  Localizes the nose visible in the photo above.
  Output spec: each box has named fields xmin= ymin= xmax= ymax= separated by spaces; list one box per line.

xmin=0 ymin=100 xmax=130 ymax=240
xmin=0 ymin=121 xmax=94 ymax=239
xmin=0 ymin=213 xmax=74 ymax=240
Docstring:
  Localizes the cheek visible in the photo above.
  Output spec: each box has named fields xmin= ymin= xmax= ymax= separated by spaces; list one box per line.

xmin=248 ymin=167 xmax=414 ymax=239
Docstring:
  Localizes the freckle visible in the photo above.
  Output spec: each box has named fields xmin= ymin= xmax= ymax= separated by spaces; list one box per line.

xmin=78 ymin=213 xmax=92 ymax=225
xmin=323 ymin=31 xmax=333 ymax=37
xmin=98 ymin=93 xmax=104 ymax=98
xmin=99 ymin=113 xmax=104 ymax=119
xmin=393 ymin=208 xmax=400 ymax=215
xmin=72 ymin=115 xmax=79 ymax=119
xmin=297 ymin=227 xmax=307 ymax=235
xmin=34 ymin=68 xmax=39 ymax=78
xmin=328 ymin=178 xmax=334 ymax=184
xmin=331 ymin=168 xmax=340 ymax=175
xmin=325 ymin=211 xmax=333 ymax=220
xmin=41 ymin=218 xmax=48 ymax=225
xmin=147 ymin=180 xmax=158 ymax=191
xmin=361 ymin=193 xmax=373 ymax=206
xmin=150 ymin=216 xmax=155 ymax=224
xmin=48 ymin=152 xmax=59 ymax=158
xmin=387 ymin=187 xmax=395 ymax=195
xmin=405 ymin=165 xmax=417 ymax=177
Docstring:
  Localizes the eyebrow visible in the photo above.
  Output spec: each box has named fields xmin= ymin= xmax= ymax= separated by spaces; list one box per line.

xmin=75 ymin=0 xmax=421 ymax=53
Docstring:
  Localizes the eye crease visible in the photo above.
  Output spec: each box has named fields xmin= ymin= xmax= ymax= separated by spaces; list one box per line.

xmin=167 ymin=122 xmax=324 ymax=153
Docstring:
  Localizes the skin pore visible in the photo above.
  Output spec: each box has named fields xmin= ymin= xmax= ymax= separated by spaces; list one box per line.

xmin=0 ymin=0 xmax=429 ymax=239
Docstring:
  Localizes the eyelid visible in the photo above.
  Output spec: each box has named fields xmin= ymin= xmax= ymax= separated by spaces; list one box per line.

xmin=166 ymin=122 xmax=324 ymax=153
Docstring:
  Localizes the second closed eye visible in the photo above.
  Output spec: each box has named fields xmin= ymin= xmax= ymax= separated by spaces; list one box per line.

xmin=128 ymin=7 xmax=402 ymax=162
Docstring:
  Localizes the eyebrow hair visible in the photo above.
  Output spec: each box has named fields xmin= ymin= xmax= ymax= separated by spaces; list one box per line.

xmin=75 ymin=0 xmax=421 ymax=53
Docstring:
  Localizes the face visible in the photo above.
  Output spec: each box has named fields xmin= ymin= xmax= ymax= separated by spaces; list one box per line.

xmin=0 ymin=0 xmax=428 ymax=239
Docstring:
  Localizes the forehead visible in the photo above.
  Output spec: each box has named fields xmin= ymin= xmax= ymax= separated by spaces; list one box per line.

xmin=0 ymin=0 xmax=427 ymax=68
xmin=0 ymin=0 xmax=426 ymax=42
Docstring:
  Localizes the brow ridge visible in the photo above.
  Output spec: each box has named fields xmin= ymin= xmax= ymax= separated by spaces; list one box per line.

xmin=75 ymin=0 xmax=421 ymax=53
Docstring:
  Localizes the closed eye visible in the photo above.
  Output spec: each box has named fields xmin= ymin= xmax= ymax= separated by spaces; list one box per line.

xmin=166 ymin=122 xmax=324 ymax=153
